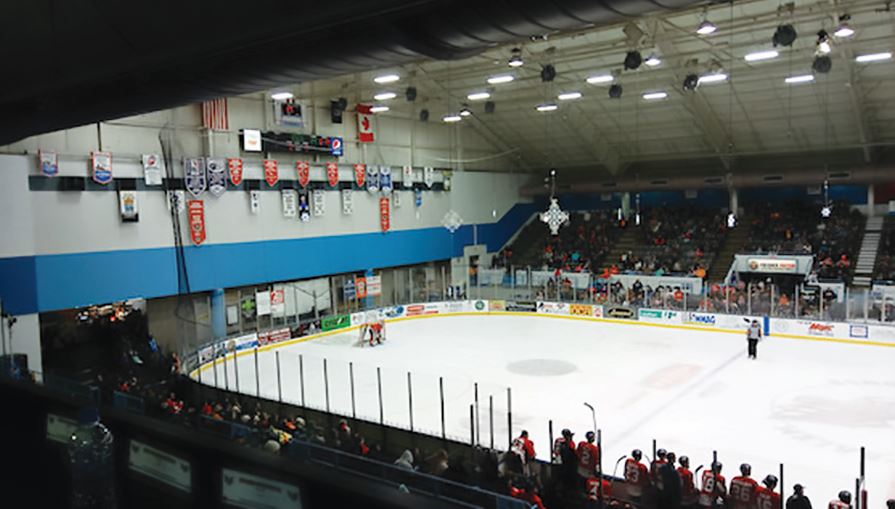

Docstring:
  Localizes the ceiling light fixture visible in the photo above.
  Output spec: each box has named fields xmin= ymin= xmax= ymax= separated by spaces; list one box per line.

xmin=508 ymin=48 xmax=524 ymax=68
xmin=459 ymin=106 xmax=472 ymax=117
xmin=373 ymin=74 xmax=400 ymax=84
xmin=816 ymin=30 xmax=832 ymax=55
xmin=540 ymin=64 xmax=557 ymax=82
xmin=698 ymin=73 xmax=728 ymax=84
xmin=467 ymin=91 xmax=491 ymax=101
xmin=608 ymin=84 xmax=623 ymax=99
xmin=443 ymin=114 xmax=462 ymax=123
xmin=744 ymin=50 xmax=779 ymax=62
xmin=373 ymin=92 xmax=397 ymax=101
xmin=536 ymin=103 xmax=558 ymax=112
xmin=644 ymin=54 xmax=662 ymax=67
xmin=834 ymin=15 xmax=854 ymax=38
xmin=587 ymin=74 xmax=614 ymax=84
xmin=682 ymin=74 xmax=699 ymax=92
xmin=270 ymin=91 xmax=294 ymax=101
xmin=813 ymin=55 xmax=833 ymax=74
xmin=855 ymin=52 xmax=892 ymax=63
xmin=624 ymin=51 xmax=643 ymax=70
xmin=487 ymin=74 xmax=515 ymax=85
xmin=557 ymin=91 xmax=582 ymax=101
xmin=370 ymin=105 xmax=390 ymax=113
xmin=643 ymin=91 xmax=668 ymax=100
xmin=785 ymin=74 xmax=815 ymax=84
xmin=773 ymin=24 xmax=798 ymax=47
xmin=696 ymin=20 xmax=717 ymax=35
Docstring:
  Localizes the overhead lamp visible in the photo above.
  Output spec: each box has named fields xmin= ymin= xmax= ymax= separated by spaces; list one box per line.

xmin=487 ymin=74 xmax=515 ymax=85
xmin=467 ymin=91 xmax=490 ymax=101
xmin=642 ymin=91 xmax=668 ymax=100
xmin=443 ymin=114 xmax=462 ymax=123
xmin=813 ymin=55 xmax=832 ymax=74
xmin=785 ymin=74 xmax=815 ymax=84
xmin=624 ymin=51 xmax=643 ymax=70
xmin=270 ymin=91 xmax=294 ymax=101
xmin=696 ymin=20 xmax=717 ymax=35
xmin=644 ymin=54 xmax=662 ymax=67
xmin=682 ymin=74 xmax=700 ymax=91
xmin=855 ymin=52 xmax=892 ymax=63
xmin=744 ymin=50 xmax=779 ymax=62
xmin=698 ymin=73 xmax=728 ymax=84
xmin=834 ymin=15 xmax=854 ymax=38
xmin=370 ymin=105 xmax=390 ymax=113
xmin=540 ymin=64 xmax=557 ymax=82
xmin=587 ymin=74 xmax=614 ymax=84
xmin=536 ymin=103 xmax=558 ymax=112
xmin=816 ymin=30 xmax=832 ymax=55
xmin=374 ymin=74 xmax=400 ymax=84
xmin=773 ymin=24 xmax=798 ymax=47
xmin=459 ymin=106 xmax=472 ymax=117
xmin=608 ymin=84 xmax=623 ymax=99
xmin=373 ymin=92 xmax=397 ymax=101
xmin=508 ymin=48 xmax=524 ymax=68
xmin=557 ymin=91 xmax=582 ymax=101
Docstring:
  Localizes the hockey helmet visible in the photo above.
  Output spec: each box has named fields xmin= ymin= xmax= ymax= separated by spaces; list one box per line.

xmin=763 ymin=475 xmax=778 ymax=489
xmin=740 ymin=463 xmax=752 ymax=476
xmin=632 ymin=449 xmax=642 ymax=460
xmin=586 ymin=431 xmax=596 ymax=442
xmin=679 ymin=456 xmax=690 ymax=468
xmin=839 ymin=491 xmax=852 ymax=504
xmin=657 ymin=448 xmax=667 ymax=458
xmin=561 ymin=428 xmax=573 ymax=438
xmin=712 ymin=461 xmax=723 ymax=473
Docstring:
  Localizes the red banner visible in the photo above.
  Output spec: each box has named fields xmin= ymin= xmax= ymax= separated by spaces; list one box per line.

xmin=354 ymin=163 xmax=365 ymax=187
xmin=187 ymin=200 xmax=206 ymax=245
xmin=296 ymin=161 xmax=310 ymax=188
xmin=379 ymin=197 xmax=390 ymax=232
xmin=326 ymin=162 xmax=339 ymax=188
xmin=355 ymin=277 xmax=367 ymax=299
xmin=263 ymin=159 xmax=279 ymax=187
xmin=356 ymin=104 xmax=374 ymax=143
xmin=227 ymin=158 xmax=243 ymax=185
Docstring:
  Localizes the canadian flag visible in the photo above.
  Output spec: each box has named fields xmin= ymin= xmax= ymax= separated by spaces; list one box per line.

xmin=357 ymin=104 xmax=375 ymax=143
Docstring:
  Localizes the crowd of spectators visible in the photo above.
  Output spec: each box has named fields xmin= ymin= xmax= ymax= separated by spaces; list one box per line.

xmin=873 ymin=220 xmax=895 ymax=282
xmin=535 ymin=211 xmax=621 ymax=273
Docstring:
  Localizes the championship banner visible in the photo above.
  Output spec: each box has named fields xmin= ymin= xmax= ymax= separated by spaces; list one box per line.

xmin=91 ymin=151 xmax=113 ymax=185
xmin=184 ymin=157 xmax=206 ymax=197
xmin=366 ymin=166 xmax=380 ymax=193
xmin=263 ymin=159 xmax=279 ymax=187
xmin=343 ymin=278 xmax=356 ymax=300
xmin=227 ymin=158 xmax=243 ymax=185
xmin=206 ymin=158 xmax=226 ymax=197
xmin=167 ymin=190 xmax=186 ymax=213
xmin=118 ymin=190 xmax=139 ymax=223
xmin=356 ymin=104 xmax=375 ymax=143
xmin=312 ymin=189 xmax=325 ymax=216
xmin=281 ymin=189 xmax=297 ymax=217
xmin=367 ymin=275 xmax=382 ymax=296
xmin=296 ymin=161 xmax=310 ymax=188
xmin=142 ymin=154 xmax=162 ymax=186
xmin=355 ymin=277 xmax=367 ymax=299
xmin=298 ymin=190 xmax=310 ymax=222
xmin=326 ymin=162 xmax=339 ymax=188
xmin=353 ymin=163 xmax=366 ymax=187
xmin=423 ymin=166 xmax=434 ymax=188
xmin=402 ymin=165 xmax=413 ymax=187
xmin=379 ymin=197 xmax=390 ymax=232
xmin=249 ymin=190 xmax=260 ymax=214
xmin=414 ymin=189 xmax=423 ymax=208
xmin=39 ymin=150 xmax=58 ymax=177
xmin=379 ymin=166 xmax=392 ymax=194
xmin=341 ymin=189 xmax=353 ymax=215
xmin=187 ymin=200 xmax=206 ymax=245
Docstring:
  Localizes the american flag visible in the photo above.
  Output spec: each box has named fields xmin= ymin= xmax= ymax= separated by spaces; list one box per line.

xmin=201 ymin=98 xmax=229 ymax=131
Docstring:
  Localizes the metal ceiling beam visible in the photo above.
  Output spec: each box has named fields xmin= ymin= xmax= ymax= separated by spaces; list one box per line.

xmin=838 ymin=50 xmax=874 ymax=163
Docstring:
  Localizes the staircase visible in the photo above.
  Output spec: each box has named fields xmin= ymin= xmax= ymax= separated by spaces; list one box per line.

xmin=853 ymin=215 xmax=884 ymax=287
xmin=601 ymin=226 xmax=640 ymax=269
xmin=705 ymin=222 xmax=752 ymax=282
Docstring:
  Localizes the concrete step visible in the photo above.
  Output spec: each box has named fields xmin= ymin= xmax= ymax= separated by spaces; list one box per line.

xmin=853 ymin=276 xmax=872 ymax=287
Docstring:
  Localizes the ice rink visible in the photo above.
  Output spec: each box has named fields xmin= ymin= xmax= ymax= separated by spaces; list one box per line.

xmin=198 ymin=314 xmax=895 ymax=500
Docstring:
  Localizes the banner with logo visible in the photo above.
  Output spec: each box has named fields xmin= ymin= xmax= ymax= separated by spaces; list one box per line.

xmin=184 ymin=157 xmax=206 ymax=197
xmin=321 ymin=314 xmax=350 ymax=332
xmin=343 ymin=278 xmax=356 ymax=300
xmin=249 ymin=190 xmax=260 ymax=214
xmin=326 ymin=162 xmax=339 ymax=188
xmin=128 ymin=440 xmax=192 ymax=493
xmin=393 ymin=191 xmax=402 ymax=208
xmin=258 ymin=328 xmax=291 ymax=346
xmin=270 ymin=289 xmax=285 ymax=315
xmin=281 ymin=189 xmax=297 ymax=217
xmin=92 ymin=151 xmax=113 ymax=185
xmin=39 ymin=150 xmax=58 ymax=177
xmin=341 ymin=189 xmax=353 ymax=215
xmin=354 ymin=163 xmax=366 ymax=187
xmin=638 ymin=308 xmax=683 ymax=324
xmin=356 ymin=104 xmax=375 ymax=143
xmin=746 ymin=258 xmax=798 ymax=274
xmin=402 ymin=165 xmax=413 ymax=187
xmin=505 ymin=300 xmax=537 ymax=312
xmin=298 ymin=190 xmax=310 ymax=222
xmin=355 ymin=277 xmax=367 ymax=299
xmin=379 ymin=166 xmax=392 ymax=194
xmin=415 ymin=189 xmax=422 ymax=208
xmin=187 ymin=200 xmax=206 ymax=245
xmin=167 ymin=190 xmax=186 ymax=213
xmin=379 ymin=197 xmax=390 ymax=232
xmin=605 ymin=306 xmax=637 ymax=320
xmin=569 ymin=304 xmax=594 ymax=317
xmin=263 ymin=159 xmax=279 ymax=187
xmin=206 ymin=158 xmax=226 ymax=196
xmin=118 ymin=190 xmax=139 ymax=223
xmin=142 ymin=153 xmax=162 ymax=185
xmin=330 ymin=136 xmax=343 ymax=156
xmin=296 ymin=161 xmax=310 ymax=188
xmin=423 ymin=166 xmax=434 ymax=188
xmin=771 ymin=318 xmax=849 ymax=338
xmin=608 ymin=274 xmax=703 ymax=295
xmin=489 ymin=300 xmax=506 ymax=312
xmin=366 ymin=166 xmax=380 ymax=193
xmin=312 ymin=190 xmax=325 ymax=216
xmin=537 ymin=301 xmax=570 ymax=315
xmin=367 ymin=275 xmax=382 ymax=296
xmin=227 ymin=158 xmax=243 ymax=185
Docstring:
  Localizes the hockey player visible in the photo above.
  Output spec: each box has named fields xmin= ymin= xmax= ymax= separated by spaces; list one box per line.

xmin=511 ymin=430 xmax=536 ymax=475
xmin=369 ymin=320 xmax=384 ymax=346
xmin=698 ymin=461 xmax=727 ymax=508
xmin=586 ymin=474 xmax=613 ymax=508
xmin=577 ymin=431 xmax=601 ymax=483
xmin=747 ymin=320 xmax=762 ymax=359
xmin=828 ymin=491 xmax=852 ymax=509
xmin=624 ymin=449 xmax=651 ymax=499
xmin=678 ymin=456 xmax=697 ymax=508
xmin=755 ymin=475 xmax=781 ymax=509
xmin=651 ymin=448 xmax=669 ymax=491
xmin=553 ymin=429 xmax=578 ymax=493
xmin=728 ymin=464 xmax=759 ymax=509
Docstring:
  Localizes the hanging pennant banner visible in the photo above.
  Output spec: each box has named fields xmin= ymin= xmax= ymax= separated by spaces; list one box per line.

xmin=367 ymin=166 xmax=380 ymax=193
xmin=228 ymin=158 xmax=244 ymax=185
xmin=356 ymin=104 xmax=375 ymax=143
xmin=367 ymin=275 xmax=382 ymax=296
xmin=249 ymin=190 xmax=260 ymax=214
xmin=379 ymin=197 xmax=390 ymax=232
xmin=281 ymin=189 xmax=297 ymax=217
xmin=184 ymin=157 xmax=206 ymax=197
xmin=167 ymin=190 xmax=186 ymax=213
xmin=379 ymin=166 xmax=392 ymax=194
xmin=92 ymin=151 xmax=113 ymax=185
xmin=341 ymin=189 xmax=353 ymax=215
xmin=39 ymin=150 xmax=59 ymax=177
xmin=353 ymin=163 xmax=366 ymax=187
xmin=355 ymin=276 xmax=368 ymax=299
xmin=326 ymin=162 xmax=339 ymax=188
xmin=423 ymin=166 xmax=434 ymax=188
xmin=402 ymin=165 xmax=413 ymax=187
xmin=414 ymin=189 xmax=423 ymax=208
xmin=393 ymin=190 xmax=402 ymax=208
xmin=312 ymin=189 xmax=325 ymax=216
xmin=263 ymin=159 xmax=279 ymax=187
xmin=206 ymin=158 xmax=227 ymax=197
xmin=298 ymin=190 xmax=310 ymax=222
xmin=118 ymin=190 xmax=139 ymax=223
xmin=296 ymin=161 xmax=310 ymax=188
xmin=188 ymin=200 xmax=206 ymax=246
xmin=142 ymin=154 xmax=163 ymax=186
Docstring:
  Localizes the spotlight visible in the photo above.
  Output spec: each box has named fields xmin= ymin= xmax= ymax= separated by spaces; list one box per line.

xmin=644 ymin=54 xmax=662 ymax=67
xmin=696 ymin=20 xmax=717 ymax=35
xmin=405 ymin=86 xmax=417 ymax=102
xmin=773 ymin=24 xmax=798 ymax=47
xmin=816 ymin=30 xmax=832 ymax=54
xmin=540 ymin=64 xmax=556 ymax=82
xmin=813 ymin=55 xmax=832 ymax=74
xmin=624 ymin=51 xmax=643 ymax=70
xmin=419 ymin=109 xmax=429 ymax=122
xmin=608 ymin=84 xmax=623 ymax=99
xmin=484 ymin=101 xmax=496 ymax=114
xmin=508 ymin=48 xmax=524 ymax=68
xmin=682 ymin=74 xmax=699 ymax=91
xmin=834 ymin=15 xmax=854 ymax=38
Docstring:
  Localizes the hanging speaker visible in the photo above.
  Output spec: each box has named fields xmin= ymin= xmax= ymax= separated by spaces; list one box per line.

xmin=405 ymin=86 xmax=417 ymax=102
xmin=484 ymin=101 xmax=495 ymax=114
xmin=330 ymin=100 xmax=343 ymax=124
xmin=419 ymin=109 xmax=429 ymax=122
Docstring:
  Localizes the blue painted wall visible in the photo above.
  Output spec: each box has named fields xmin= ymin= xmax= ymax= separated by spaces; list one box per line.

xmin=739 ymin=184 xmax=868 ymax=205
xmin=0 ymin=202 xmax=537 ymax=314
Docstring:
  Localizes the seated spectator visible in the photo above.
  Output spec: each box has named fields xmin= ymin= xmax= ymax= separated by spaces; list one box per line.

xmin=395 ymin=449 xmax=415 ymax=470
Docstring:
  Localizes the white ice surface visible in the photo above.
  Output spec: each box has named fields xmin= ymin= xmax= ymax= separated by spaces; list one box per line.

xmin=201 ymin=315 xmax=895 ymax=500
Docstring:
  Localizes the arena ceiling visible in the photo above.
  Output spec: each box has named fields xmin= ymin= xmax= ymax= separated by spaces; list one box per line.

xmin=295 ymin=0 xmax=895 ymax=176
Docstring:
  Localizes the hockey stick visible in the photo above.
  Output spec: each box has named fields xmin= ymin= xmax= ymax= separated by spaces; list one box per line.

xmin=584 ymin=402 xmax=597 ymax=432
xmin=695 ymin=465 xmax=704 ymax=477
xmin=613 ymin=455 xmax=627 ymax=477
